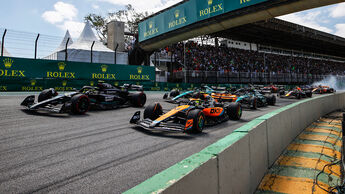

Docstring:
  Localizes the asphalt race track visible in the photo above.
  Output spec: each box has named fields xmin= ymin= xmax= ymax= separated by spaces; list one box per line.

xmin=0 ymin=92 xmax=300 ymax=193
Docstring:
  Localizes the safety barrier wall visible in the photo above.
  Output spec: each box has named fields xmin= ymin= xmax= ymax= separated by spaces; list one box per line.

xmin=125 ymin=92 xmax=345 ymax=194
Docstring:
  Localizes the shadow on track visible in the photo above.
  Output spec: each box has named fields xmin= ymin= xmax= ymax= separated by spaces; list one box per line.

xmin=21 ymin=109 xmax=90 ymax=118
xmin=131 ymin=126 xmax=209 ymax=140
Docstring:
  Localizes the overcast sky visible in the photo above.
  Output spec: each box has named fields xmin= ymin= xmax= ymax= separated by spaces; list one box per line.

xmin=0 ymin=0 xmax=344 ymax=39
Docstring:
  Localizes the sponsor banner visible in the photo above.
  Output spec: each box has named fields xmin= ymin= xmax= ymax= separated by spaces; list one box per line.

xmin=0 ymin=57 xmax=155 ymax=81
xmin=138 ymin=0 xmax=269 ymax=42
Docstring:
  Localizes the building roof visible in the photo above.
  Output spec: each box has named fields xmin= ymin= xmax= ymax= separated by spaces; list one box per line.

xmin=213 ymin=18 xmax=345 ymax=58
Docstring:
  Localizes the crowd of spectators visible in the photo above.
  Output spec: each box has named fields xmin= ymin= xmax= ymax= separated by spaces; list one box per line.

xmin=162 ymin=41 xmax=345 ymax=75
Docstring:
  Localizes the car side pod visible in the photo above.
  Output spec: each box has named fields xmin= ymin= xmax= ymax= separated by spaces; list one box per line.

xmin=130 ymin=111 xmax=141 ymax=124
xmin=21 ymin=95 xmax=35 ymax=107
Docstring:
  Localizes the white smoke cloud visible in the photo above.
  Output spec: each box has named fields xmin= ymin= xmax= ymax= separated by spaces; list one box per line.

xmin=312 ymin=75 xmax=345 ymax=91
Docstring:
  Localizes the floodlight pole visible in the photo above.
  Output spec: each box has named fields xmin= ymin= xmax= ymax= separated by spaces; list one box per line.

xmin=34 ymin=34 xmax=40 ymax=59
xmin=1 ymin=29 xmax=7 ymax=57
xmin=91 ymin=41 xmax=95 ymax=63
xmin=65 ymin=38 xmax=70 ymax=61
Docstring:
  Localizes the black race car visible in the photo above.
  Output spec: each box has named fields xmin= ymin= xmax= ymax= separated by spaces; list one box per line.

xmin=21 ymin=90 xmax=89 ymax=114
xmin=21 ymin=83 xmax=146 ymax=114
xmin=80 ymin=83 xmax=146 ymax=110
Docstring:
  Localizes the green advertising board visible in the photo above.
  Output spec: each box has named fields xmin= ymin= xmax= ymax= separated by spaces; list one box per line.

xmin=138 ymin=0 xmax=269 ymax=42
xmin=0 ymin=57 xmax=155 ymax=91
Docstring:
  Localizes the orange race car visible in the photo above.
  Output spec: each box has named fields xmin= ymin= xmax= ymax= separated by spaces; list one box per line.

xmin=312 ymin=85 xmax=335 ymax=94
xmin=130 ymin=96 xmax=242 ymax=133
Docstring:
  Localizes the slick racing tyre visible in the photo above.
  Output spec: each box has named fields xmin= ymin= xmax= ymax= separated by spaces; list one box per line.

xmin=296 ymin=93 xmax=301 ymax=99
xmin=306 ymin=91 xmax=312 ymax=98
xmin=250 ymin=97 xmax=257 ymax=110
xmin=267 ymin=95 xmax=276 ymax=106
xmin=144 ymin=102 xmax=163 ymax=120
xmin=71 ymin=94 xmax=90 ymax=114
xmin=169 ymin=89 xmax=180 ymax=98
xmin=227 ymin=102 xmax=242 ymax=120
xmin=38 ymin=88 xmax=58 ymax=102
xmin=186 ymin=109 xmax=205 ymax=133
xmin=129 ymin=92 xmax=147 ymax=107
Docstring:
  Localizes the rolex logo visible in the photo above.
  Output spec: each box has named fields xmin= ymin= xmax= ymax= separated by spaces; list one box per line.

xmin=208 ymin=0 xmax=213 ymax=5
xmin=155 ymin=82 xmax=158 ymax=87
xmin=90 ymin=81 xmax=94 ymax=86
xmin=58 ymin=62 xmax=66 ymax=71
xmin=114 ymin=82 xmax=119 ymax=86
xmin=175 ymin=10 xmax=180 ymax=18
xmin=30 ymin=80 xmax=36 ymax=86
xmin=3 ymin=58 xmax=13 ymax=68
xmin=176 ymin=83 xmax=180 ymax=87
xmin=101 ymin=65 xmax=108 ymax=73
xmin=137 ymin=66 xmax=143 ymax=74
xmin=149 ymin=21 xmax=153 ymax=29
xmin=62 ymin=80 xmax=67 ymax=87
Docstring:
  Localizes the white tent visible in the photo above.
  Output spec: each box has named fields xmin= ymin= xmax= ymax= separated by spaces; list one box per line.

xmin=56 ymin=30 xmax=73 ymax=52
xmin=45 ymin=22 xmax=128 ymax=64
xmin=44 ymin=30 xmax=73 ymax=60
xmin=0 ymin=41 xmax=11 ymax=57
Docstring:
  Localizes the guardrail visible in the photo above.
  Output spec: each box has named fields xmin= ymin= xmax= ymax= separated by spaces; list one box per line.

xmin=125 ymin=92 xmax=345 ymax=194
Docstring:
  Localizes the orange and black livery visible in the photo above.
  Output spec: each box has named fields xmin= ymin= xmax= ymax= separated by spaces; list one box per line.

xmin=130 ymin=97 xmax=242 ymax=133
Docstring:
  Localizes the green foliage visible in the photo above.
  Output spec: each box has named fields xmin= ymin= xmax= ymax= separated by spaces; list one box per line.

xmin=84 ymin=4 xmax=151 ymax=45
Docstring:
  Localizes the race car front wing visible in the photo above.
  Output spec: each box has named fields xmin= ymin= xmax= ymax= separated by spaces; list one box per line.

xmin=130 ymin=111 xmax=186 ymax=132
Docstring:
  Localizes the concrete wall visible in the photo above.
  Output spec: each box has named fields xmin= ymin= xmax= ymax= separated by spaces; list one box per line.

xmin=125 ymin=92 xmax=345 ymax=194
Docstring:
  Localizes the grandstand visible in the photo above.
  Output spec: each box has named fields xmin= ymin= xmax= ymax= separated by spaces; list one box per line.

xmin=148 ymin=16 xmax=345 ymax=85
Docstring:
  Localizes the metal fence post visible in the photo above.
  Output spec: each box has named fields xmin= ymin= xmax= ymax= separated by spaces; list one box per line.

xmin=65 ymin=38 xmax=70 ymax=61
xmin=34 ymin=34 xmax=40 ymax=59
xmin=91 ymin=41 xmax=95 ymax=63
xmin=1 ymin=29 xmax=7 ymax=57
xmin=114 ymin=43 xmax=119 ymax=64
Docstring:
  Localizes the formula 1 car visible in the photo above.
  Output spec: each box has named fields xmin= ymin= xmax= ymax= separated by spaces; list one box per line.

xmin=258 ymin=85 xmax=285 ymax=94
xmin=312 ymin=85 xmax=335 ymax=94
xmin=163 ymin=85 xmax=234 ymax=104
xmin=21 ymin=83 xmax=146 ymax=114
xmin=130 ymin=97 xmax=242 ymax=133
xmin=280 ymin=87 xmax=312 ymax=99
xmin=230 ymin=88 xmax=276 ymax=109
xmin=79 ymin=83 xmax=146 ymax=110
xmin=21 ymin=89 xmax=89 ymax=114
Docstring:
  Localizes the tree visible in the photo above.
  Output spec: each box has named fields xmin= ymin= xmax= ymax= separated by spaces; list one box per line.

xmin=85 ymin=4 xmax=150 ymax=46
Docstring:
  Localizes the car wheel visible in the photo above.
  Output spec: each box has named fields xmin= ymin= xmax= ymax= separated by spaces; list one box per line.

xmin=186 ymin=109 xmax=205 ymax=133
xmin=267 ymin=95 xmax=276 ymax=105
xmin=306 ymin=91 xmax=312 ymax=98
xmin=250 ymin=97 xmax=257 ymax=109
xmin=297 ymin=93 xmax=301 ymax=99
xmin=71 ymin=94 xmax=89 ymax=114
xmin=144 ymin=102 xmax=162 ymax=120
xmin=129 ymin=92 xmax=147 ymax=107
xmin=227 ymin=102 xmax=242 ymax=120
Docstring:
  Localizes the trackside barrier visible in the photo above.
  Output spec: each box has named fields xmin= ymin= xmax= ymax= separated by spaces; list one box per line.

xmin=124 ymin=92 xmax=345 ymax=194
